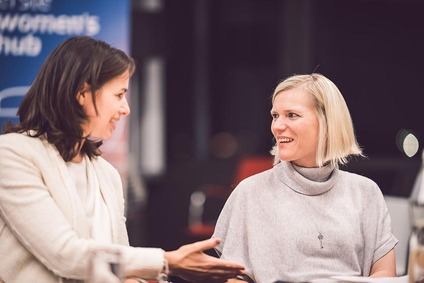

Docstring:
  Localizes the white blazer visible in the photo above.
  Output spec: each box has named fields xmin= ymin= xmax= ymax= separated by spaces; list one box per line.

xmin=0 ymin=133 xmax=164 ymax=283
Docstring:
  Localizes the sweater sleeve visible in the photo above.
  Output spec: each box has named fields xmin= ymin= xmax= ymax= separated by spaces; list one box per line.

xmin=362 ymin=179 xmax=398 ymax=275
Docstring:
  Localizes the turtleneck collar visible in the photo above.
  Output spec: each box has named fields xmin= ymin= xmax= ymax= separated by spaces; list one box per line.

xmin=275 ymin=161 xmax=338 ymax=196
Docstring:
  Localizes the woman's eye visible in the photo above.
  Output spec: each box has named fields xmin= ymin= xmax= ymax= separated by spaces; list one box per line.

xmin=287 ymin=112 xmax=299 ymax=118
xmin=271 ymin=113 xmax=279 ymax=119
xmin=116 ymin=93 xmax=124 ymax=99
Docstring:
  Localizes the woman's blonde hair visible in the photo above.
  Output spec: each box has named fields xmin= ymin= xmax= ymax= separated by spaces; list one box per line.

xmin=270 ymin=73 xmax=363 ymax=168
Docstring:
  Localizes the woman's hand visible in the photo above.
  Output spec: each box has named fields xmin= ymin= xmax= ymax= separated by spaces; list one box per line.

xmin=165 ymin=238 xmax=245 ymax=283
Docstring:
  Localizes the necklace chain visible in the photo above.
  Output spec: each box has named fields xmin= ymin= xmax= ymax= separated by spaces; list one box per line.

xmin=298 ymin=192 xmax=332 ymax=249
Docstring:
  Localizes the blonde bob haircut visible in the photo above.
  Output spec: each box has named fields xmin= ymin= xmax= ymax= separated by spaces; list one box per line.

xmin=270 ymin=73 xmax=363 ymax=168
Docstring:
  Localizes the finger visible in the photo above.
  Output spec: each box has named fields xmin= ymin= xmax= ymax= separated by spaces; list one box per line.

xmin=206 ymin=266 xmax=245 ymax=274
xmin=187 ymin=238 xmax=221 ymax=253
xmin=205 ymin=256 xmax=245 ymax=269
xmin=183 ymin=273 xmax=242 ymax=283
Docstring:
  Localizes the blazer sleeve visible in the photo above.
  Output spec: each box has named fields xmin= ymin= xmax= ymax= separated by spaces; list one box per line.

xmin=0 ymin=134 xmax=165 ymax=280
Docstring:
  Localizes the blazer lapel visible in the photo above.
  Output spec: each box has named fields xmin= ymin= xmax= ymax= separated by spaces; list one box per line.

xmin=42 ymin=138 xmax=91 ymax=238
xmin=90 ymin=159 xmax=120 ymax=243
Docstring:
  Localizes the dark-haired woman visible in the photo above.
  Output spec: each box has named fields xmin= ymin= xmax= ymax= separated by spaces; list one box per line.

xmin=0 ymin=36 xmax=244 ymax=283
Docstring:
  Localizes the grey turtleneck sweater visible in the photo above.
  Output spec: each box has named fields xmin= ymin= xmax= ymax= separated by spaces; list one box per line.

xmin=212 ymin=161 xmax=398 ymax=283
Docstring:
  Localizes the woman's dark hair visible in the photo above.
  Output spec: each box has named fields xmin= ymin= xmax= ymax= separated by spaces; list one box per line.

xmin=3 ymin=36 xmax=135 ymax=161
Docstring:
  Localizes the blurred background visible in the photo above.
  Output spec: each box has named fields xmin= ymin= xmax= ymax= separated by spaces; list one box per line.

xmin=125 ymin=1 xmax=424 ymax=280
xmin=1 ymin=0 xmax=424 ymax=281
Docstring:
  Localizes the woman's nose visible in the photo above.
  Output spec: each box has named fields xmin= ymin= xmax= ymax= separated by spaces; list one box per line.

xmin=120 ymin=98 xmax=131 ymax=116
xmin=272 ymin=117 xmax=287 ymax=130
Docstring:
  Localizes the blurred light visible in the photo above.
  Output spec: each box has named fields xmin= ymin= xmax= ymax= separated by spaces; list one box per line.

xmin=209 ymin=132 xmax=238 ymax=159
xmin=139 ymin=0 xmax=163 ymax=12
xmin=190 ymin=191 xmax=206 ymax=207
xmin=404 ymin=133 xmax=419 ymax=157
xmin=396 ymin=129 xmax=419 ymax=158
xmin=140 ymin=57 xmax=165 ymax=176
xmin=189 ymin=191 xmax=206 ymax=226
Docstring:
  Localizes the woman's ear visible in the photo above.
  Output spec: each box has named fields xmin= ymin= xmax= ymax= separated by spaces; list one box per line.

xmin=76 ymin=91 xmax=85 ymax=106
xmin=76 ymin=83 xmax=90 ymax=106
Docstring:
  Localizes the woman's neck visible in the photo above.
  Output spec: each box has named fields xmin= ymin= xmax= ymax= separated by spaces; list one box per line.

xmin=71 ymin=138 xmax=86 ymax=163
xmin=71 ymin=153 xmax=84 ymax=163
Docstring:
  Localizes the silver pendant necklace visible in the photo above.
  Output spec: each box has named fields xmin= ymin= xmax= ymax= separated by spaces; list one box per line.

xmin=284 ymin=163 xmax=335 ymax=250
xmin=298 ymin=192 xmax=332 ymax=249
xmin=308 ymin=209 xmax=325 ymax=249
xmin=318 ymin=232 xmax=324 ymax=249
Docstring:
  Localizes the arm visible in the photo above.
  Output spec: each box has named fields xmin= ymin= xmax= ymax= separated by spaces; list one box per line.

xmin=165 ymin=238 xmax=245 ymax=283
xmin=369 ymin=249 xmax=396 ymax=277
xmin=0 ymin=137 xmax=165 ymax=280
xmin=0 ymin=139 xmax=95 ymax=279
xmin=362 ymin=180 xmax=398 ymax=278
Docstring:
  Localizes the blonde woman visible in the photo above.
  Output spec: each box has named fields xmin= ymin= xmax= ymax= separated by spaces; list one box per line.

xmin=212 ymin=73 xmax=397 ymax=283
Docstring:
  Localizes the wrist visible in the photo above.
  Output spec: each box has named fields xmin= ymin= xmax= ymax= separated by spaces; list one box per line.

xmin=158 ymin=254 xmax=170 ymax=283
xmin=164 ymin=251 xmax=176 ymax=276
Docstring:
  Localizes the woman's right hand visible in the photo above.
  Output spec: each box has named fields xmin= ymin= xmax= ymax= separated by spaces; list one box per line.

xmin=165 ymin=238 xmax=245 ymax=283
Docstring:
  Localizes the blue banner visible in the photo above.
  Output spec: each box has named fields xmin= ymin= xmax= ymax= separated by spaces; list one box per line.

xmin=0 ymin=0 xmax=130 ymax=128
xmin=1 ymin=0 xmax=131 ymax=176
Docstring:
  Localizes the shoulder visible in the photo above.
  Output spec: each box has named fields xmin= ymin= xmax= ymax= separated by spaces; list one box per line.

xmin=237 ymin=167 xmax=274 ymax=187
xmin=0 ymin=132 xmax=48 ymax=155
xmin=229 ymin=167 xmax=275 ymax=200
xmin=0 ymin=132 xmax=37 ymax=144
xmin=339 ymin=169 xmax=378 ymax=185
xmin=337 ymin=169 xmax=382 ymax=197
